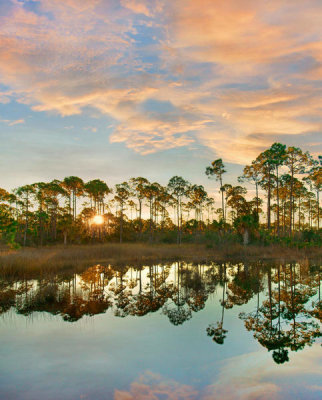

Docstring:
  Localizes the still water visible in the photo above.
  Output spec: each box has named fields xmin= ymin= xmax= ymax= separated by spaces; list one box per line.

xmin=0 ymin=261 xmax=321 ymax=400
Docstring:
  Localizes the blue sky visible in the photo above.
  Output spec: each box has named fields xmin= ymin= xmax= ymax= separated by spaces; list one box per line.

xmin=0 ymin=0 xmax=321 ymax=195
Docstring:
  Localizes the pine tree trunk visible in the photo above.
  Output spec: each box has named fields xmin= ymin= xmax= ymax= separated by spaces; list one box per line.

xmin=267 ymin=170 xmax=271 ymax=229
xmin=120 ymin=203 xmax=123 ymax=243
xmin=276 ymin=166 xmax=280 ymax=236
xmin=23 ymin=193 xmax=29 ymax=247
xmin=220 ymin=177 xmax=225 ymax=222
xmin=317 ymin=190 xmax=320 ymax=230
xmin=289 ymin=168 xmax=294 ymax=236
xmin=256 ymin=182 xmax=259 ymax=216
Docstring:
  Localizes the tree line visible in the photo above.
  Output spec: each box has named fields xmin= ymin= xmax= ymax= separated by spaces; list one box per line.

xmin=0 ymin=143 xmax=321 ymax=247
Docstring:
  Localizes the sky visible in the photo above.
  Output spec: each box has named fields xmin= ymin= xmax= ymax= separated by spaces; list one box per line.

xmin=0 ymin=0 xmax=321 ymax=195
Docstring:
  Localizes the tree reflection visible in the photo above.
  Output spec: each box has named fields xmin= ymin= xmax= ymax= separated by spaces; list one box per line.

xmin=0 ymin=260 xmax=320 ymax=364
xmin=240 ymin=263 xmax=321 ymax=363
xmin=163 ymin=262 xmax=192 ymax=326
xmin=207 ymin=263 xmax=228 ymax=344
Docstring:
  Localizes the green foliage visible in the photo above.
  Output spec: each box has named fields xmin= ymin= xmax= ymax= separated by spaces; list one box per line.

xmin=301 ymin=229 xmax=322 ymax=244
xmin=0 ymin=143 xmax=320 ymax=248
xmin=233 ymin=212 xmax=259 ymax=243
xmin=0 ymin=205 xmax=19 ymax=248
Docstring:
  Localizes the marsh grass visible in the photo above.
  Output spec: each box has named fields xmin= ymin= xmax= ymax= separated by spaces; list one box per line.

xmin=0 ymin=242 xmax=321 ymax=278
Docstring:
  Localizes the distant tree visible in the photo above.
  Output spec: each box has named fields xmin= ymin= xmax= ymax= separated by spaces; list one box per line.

xmin=14 ymin=185 xmax=35 ymax=246
xmin=284 ymin=147 xmax=313 ymax=235
xmin=206 ymin=159 xmax=226 ymax=222
xmin=144 ymin=183 xmax=160 ymax=242
xmin=187 ymin=184 xmax=208 ymax=230
xmin=129 ymin=177 xmax=149 ymax=238
xmin=43 ymin=180 xmax=67 ymax=241
xmin=0 ymin=188 xmax=17 ymax=247
xmin=32 ymin=182 xmax=48 ymax=246
xmin=85 ymin=179 xmax=111 ymax=215
xmin=255 ymin=150 xmax=276 ymax=230
xmin=62 ymin=176 xmax=84 ymax=220
xmin=305 ymin=156 xmax=321 ymax=229
xmin=115 ymin=182 xmax=130 ymax=243
xmin=225 ymin=185 xmax=248 ymax=220
xmin=168 ymin=176 xmax=189 ymax=244
xmin=239 ymin=161 xmax=261 ymax=217
xmin=268 ymin=143 xmax=287 ymax=235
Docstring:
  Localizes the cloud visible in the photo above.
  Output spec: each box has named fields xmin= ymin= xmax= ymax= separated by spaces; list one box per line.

xmin=162 ymin=0 xmax=322 ymax=161
xmin=84 ymin=126 xmax=98 ymax=133
xmin=114 ymin=346 xmax=322 ymax=400
xmin=121 ymin=0 xmax=152 ymax=17
xmin=196 ymin=84 xmax=322 ymax=163
xmin=0 ymin=117 xmax=25 ymax=126
xmin=203 ymin=345 xmax=322 ymax=400
xmin=0 ymin=0 xmax=321 ymax=162
xmin=9 ymin=118 xmax=25 ymax=126
xmin=110 ymin=119 xmax=195 ymax=154
xmin=114 ymin=371 xmax=198 ymax=400
xmin=167 ymin=0 xmax=322 ymax=65
xmin=0 ymin=91 xmax=11 ymax=104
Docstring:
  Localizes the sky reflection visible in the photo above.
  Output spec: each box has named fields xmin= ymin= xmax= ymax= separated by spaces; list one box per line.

xmin=0 ymin=261 xmax=321 ymax=400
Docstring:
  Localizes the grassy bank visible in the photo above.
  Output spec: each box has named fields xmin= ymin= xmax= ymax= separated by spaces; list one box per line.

xmin=0 ymin=242 xmax=321 ymax=277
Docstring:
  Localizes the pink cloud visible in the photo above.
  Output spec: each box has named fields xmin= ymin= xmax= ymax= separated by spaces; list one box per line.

xmin=114 ymin=346 xmax=321 ymax=400
xmin=0 ymin=117 xmax=25 ymax=126
xmin=114 ymin=371 xmax=198 ymax=400
xmin=0 ymin=0 xmax=321 ymax=161
xmin=121 ymin=0 xmax=152 ymax=17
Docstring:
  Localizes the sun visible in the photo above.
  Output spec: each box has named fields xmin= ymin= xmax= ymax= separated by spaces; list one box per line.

xmin=92 ymin=215 xmax=104 ymax=225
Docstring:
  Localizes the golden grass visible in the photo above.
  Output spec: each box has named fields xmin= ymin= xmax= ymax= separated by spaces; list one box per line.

xmin=0 ymin=242 xmax=321 ymax=278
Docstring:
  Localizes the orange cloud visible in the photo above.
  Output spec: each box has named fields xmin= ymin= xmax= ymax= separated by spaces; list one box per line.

xmin=114 ymin=371 xmax=198 ymax=400
xmin=0 ymin=117 xmax=25 ymax=126
xmin=121 ymin=0 xmax=152 ymax=17
xmin=203 ymin=345 xmax=322 ymax=400
xmin=114 ymin=346 xmax=321 ymax=400
xmin=0 ymin=0 xmax=321 ymax=162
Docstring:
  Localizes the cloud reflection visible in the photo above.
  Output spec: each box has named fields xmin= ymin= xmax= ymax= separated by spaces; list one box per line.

xmin=115 ymin=346 xmax=322 ymax=400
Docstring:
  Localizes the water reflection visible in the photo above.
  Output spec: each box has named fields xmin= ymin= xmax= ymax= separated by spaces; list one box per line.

xmin=0 ymin=261 xmax=321 ymax=364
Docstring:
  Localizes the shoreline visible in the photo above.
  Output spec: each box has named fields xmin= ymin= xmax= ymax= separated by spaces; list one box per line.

xmin=0 ymin=243 xmax=321 ymax=277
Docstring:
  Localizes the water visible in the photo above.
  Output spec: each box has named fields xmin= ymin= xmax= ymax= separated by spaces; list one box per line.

xmin=0 ymin=261 xmax=321 ymax=400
